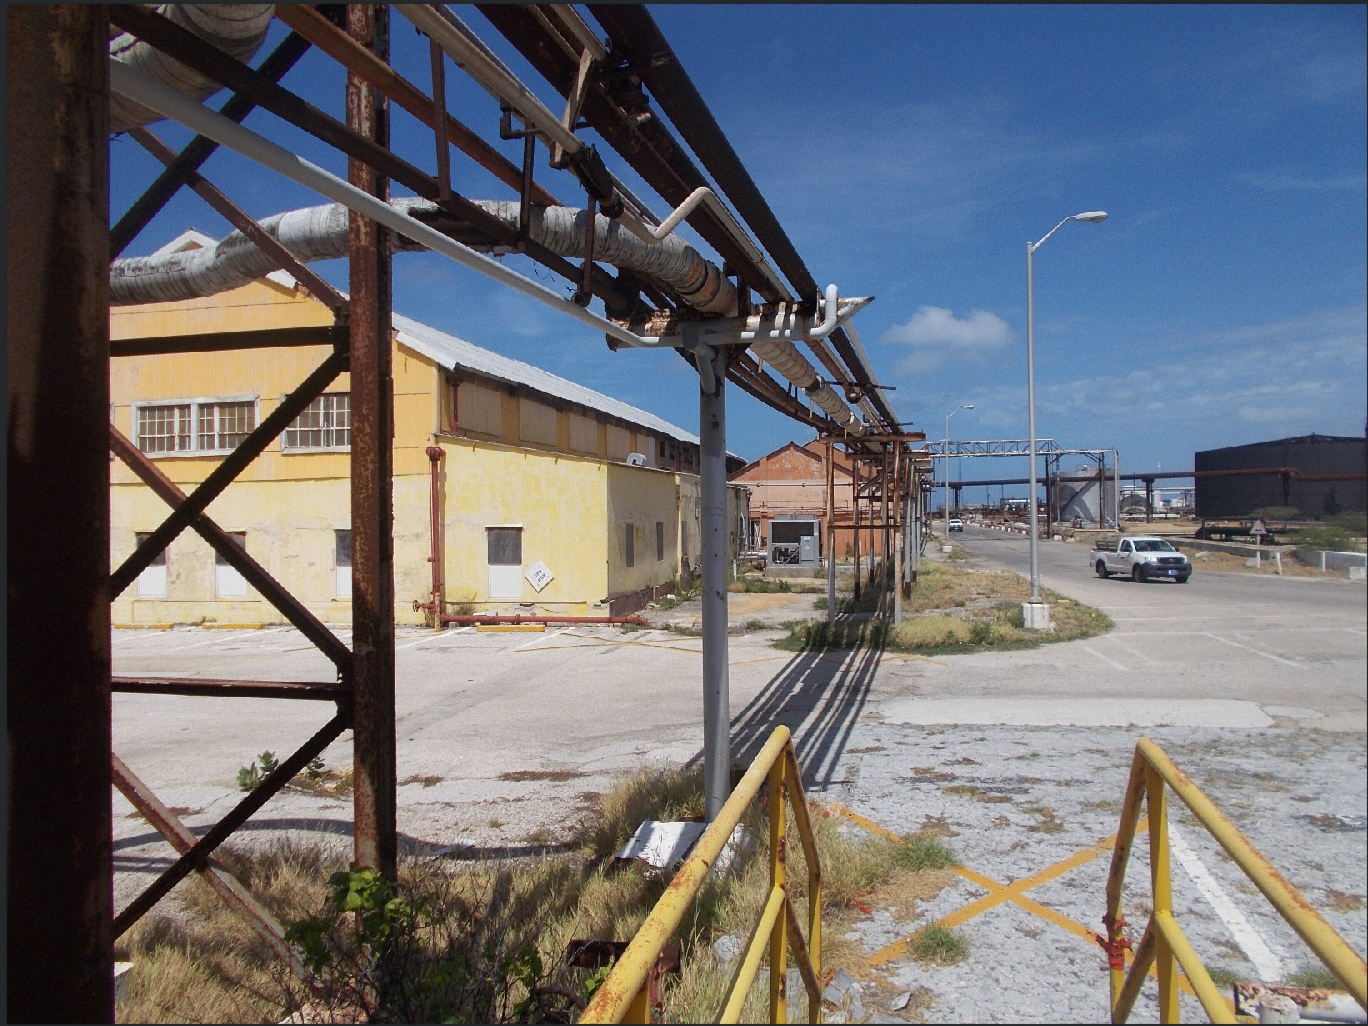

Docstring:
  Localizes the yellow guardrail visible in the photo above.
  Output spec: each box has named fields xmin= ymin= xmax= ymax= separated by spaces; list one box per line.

xmin=1104 ymin=737 xmax=1367 ymax=1023
xmin=580 ymin=725 xmax=822 ymax=1023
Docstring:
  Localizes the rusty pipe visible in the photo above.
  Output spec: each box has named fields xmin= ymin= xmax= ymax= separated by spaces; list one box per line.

xmin=439 ymin=613 xmax=649 ymax=626
xmin=425 ymin=445 xmax=443 ymax=628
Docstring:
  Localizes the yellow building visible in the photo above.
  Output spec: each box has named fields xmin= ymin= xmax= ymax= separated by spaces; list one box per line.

xmin=111 ymin=233 xmax=748 ymax=627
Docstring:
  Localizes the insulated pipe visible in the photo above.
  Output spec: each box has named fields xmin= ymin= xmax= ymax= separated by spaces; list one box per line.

xmin=425 ymin=446 xmax=443 ymax=628
xmin=109 ymin=4 xmax=274 ymax=133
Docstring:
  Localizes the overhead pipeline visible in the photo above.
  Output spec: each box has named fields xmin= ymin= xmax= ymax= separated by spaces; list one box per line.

xmin=109 ymin=5 xmax=275 ymax=134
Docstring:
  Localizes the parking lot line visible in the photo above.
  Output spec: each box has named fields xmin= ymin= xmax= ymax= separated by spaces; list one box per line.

xmin=1202 ymin=632 xmax=1301 ymax=667
xmin=1082 ymin=646 xmax=1129 ymax=672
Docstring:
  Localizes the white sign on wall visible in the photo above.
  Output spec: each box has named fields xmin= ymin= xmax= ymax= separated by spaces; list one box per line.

xmin=524 ymin=561 xmax=554 ymax=592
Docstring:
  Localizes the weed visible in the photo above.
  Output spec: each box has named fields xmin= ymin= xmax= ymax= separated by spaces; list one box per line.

xmin=1205 ymin=964 xmax=1244 ymax=987
xmin=1322 ymin=889 xmax=1366 ymax=913
xmin=660 ymin=621 xmax=702 ymax=638
xmin=907 ymin=924 xmax=967 ymax=966
xmin=1023 ymin=806 xmax=1064 ymax=833
xmin=235 ymin=751 xmax=279 ymax=792
xmin=729 ymin=576 xmax=791 ymax=594
xmin=890 ymin=836 xmax=960 ymax=872
xmin=1288 ymin=964 xmax=1342 ymax=990
xmin=522 ymin=827 xmax=556 ymax=846
xmin=487 ymin=818 xmax=504 ymax=830
xmin=398 ymin=774 xmax=442 ymax=789
xmin=743 ymin=619 xmax=769 ymax=632
xmin=498 ymin=770 xmax=587 ymax=783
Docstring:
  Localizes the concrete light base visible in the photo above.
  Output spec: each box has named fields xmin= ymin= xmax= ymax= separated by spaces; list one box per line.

xmin=942 ymin=545 xmax=954 ymax=554
xmin=1022 ymin=601 xmax=1052 ymax=631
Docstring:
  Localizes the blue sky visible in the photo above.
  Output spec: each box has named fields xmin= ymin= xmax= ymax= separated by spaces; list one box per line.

xmin=111 ymin=5 xmax=1367 ymax=483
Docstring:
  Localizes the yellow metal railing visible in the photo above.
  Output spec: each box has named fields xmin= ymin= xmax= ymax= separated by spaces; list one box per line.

xmin=1105 ymin=738 xmax=1367 ymax=1024
xmin=580 ymin=726 xmax=822 ymax=1024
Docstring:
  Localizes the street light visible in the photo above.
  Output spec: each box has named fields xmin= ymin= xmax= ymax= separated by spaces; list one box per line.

xmin=1025 ymin=210 xmax=1107 ymax=630
xmin=944 ymin=404 xmax=974 ymax=549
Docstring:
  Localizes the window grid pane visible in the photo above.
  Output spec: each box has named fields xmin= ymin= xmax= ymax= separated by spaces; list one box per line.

xmin=197 ymin=401 xmax=256 ymax=452
xmin=286 ymin=394 xmax=350 ymax=450
xmin=138 ymin=404 xmax=191 ymax=454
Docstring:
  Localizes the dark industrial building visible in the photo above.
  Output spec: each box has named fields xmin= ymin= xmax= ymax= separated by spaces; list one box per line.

xmin=1195 ymin=434 xmax=1367 ymax=518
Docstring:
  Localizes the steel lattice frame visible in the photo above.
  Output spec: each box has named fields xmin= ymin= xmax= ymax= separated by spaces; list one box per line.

xmin=8 ymin=6 xmax=917 ymax=1018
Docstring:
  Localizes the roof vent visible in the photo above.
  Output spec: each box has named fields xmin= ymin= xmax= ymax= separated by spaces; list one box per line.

xmin=626 ymin=452 xmax=648 ymax=467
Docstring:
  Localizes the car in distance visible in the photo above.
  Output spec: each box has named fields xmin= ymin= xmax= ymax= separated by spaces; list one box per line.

xmin=1091 ymin=535 xmax=1191 ymax=583
xmin=948 ymin=518 xmax=964 ymax=532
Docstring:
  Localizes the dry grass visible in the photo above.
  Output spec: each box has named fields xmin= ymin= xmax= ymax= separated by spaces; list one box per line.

xmin=1182 ymin=548 xmax=1326 ymax=577
xmin=115 ymin=768 xmax=959 ymax=1024
xmin=1322 ymin=889 xmax=1366 ymax=913
xmin=779 ymin=561 xmax=1112 ymax=654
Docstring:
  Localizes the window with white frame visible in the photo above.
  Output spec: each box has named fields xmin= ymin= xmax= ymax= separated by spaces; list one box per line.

xmin=135 ymin=398 xmax=257 ymax=456
xmin=283 ymin=393 xmax=351 ymax=451
xmin=134 ymin=532 xmax=168 ymax=598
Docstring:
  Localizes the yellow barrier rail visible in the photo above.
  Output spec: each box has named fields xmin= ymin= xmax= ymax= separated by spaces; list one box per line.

xmin=581 ymin=726 xmax=822 ymax=1023
xmin=1104 ymin=737 xmax=1368 ymax=1023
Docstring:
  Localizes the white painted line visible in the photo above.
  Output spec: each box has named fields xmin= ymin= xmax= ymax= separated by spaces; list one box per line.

xmin=397 ymin=631 xmax=462 ymax=650
xmin=1203 ymin=632 xmax=1300 ymax=667
xmin=159 ymin=626 xmax=287 ymax=652
xmin=1081 ymin=646 xmax=1129 ymax=672
xmin=1168 ymin=821 xmax=1284 ymax=982
xmin=511 ymin=626 xmax=574 ymax=652
xmin=1100 ymin=634 xmax=1164 ymax=667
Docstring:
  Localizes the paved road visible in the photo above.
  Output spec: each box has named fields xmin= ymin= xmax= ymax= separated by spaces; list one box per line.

xmin=935 ymin=525 xmax=1368 ymax=732
xmin=109 ymin=531 xmax=1366 ymax=1022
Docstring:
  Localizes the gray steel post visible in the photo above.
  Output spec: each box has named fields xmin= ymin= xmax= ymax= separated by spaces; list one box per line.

xmin=7 ymin=6 xmax=114 ymax=1020
xmin=826 ymin=440 xmax=836 ymax=626
xmin=699 ymin=345 xmax=730 ymax=820
xmin=1027 ymin=240 xmax=1042 ymax=603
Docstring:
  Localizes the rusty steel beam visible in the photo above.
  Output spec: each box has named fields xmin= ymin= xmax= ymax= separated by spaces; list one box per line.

xmin=7 ymin=6 xmax=114 ymax=1020
xmin=110 ymin=424 xmax=352 ymax=675
xmin=274 ymin=4 xmax=560 ymax=208
xmin=109 ymin=29 xmax=311 ymax=259
xmin=111 ymin=324 xmax=347 ymax=358
xmin=347 ymin=2 xmax=398 ymax=880
xmin=113 ymin=677 xmax=350 ymax=701
xmin=585 ymin=4 xmax=898 ymax=432
xmin=107 ymin=4 xmax=633 ymax=311
xmin=110 ymin=755 xmax=313 ymax=981
xmin=110 ymin=347 xmax=348 ymax=597
xmin=128 ymin=125 xmax=349 ymax=315
xmin=113 ymin=710 xmax=349 ymax=938
xmin=476 ymin=4 xmax=776 ymax=300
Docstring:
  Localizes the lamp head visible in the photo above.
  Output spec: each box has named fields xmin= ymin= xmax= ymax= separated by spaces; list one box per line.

xmin=964 ymin=404 xmax=976 ymax=410
xmin=1073 ymin=211 xmax=1108 ymax=223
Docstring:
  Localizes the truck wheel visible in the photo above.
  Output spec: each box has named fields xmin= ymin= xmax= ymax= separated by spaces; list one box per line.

xmin=1096 ymin=560 xmax=1110 ymax=578
xmin=1132 ymin=565 xmax=1146 ymax=583
xmin=1178 ymin=575 xmax=1191 ymax=584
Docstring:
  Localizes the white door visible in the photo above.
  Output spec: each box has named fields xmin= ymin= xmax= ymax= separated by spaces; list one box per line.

xmin=216 ymin=532 xmax=248 ymax=598
xmin=487 ymin=527 xmax=523 ymax=598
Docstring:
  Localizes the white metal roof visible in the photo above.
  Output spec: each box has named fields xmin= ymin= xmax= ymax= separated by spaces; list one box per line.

xmin=392 ymin=311 xmax=703 ymax=446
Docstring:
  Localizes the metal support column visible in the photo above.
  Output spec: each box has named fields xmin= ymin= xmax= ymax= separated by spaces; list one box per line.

xmin=347 ymin=2 xmax=397 ymax=877
xmin=7 ymin=6 xmax=113 ymax=1020
xmin=825 ymin=439 xmax=836 ymax=626
xmin=699 ymin=346 xmax=730 ymax=821
xmin=852 ymin=459 xmax=861 ymax=602
xmin=893 ymin=445 xmax=903 ymax=622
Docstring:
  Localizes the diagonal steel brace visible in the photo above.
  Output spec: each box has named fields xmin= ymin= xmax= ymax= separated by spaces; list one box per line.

xmin=109 ymin=424 xmax=351 ymax=676
xmin=111 ymin=348 xmax=348 ymax=599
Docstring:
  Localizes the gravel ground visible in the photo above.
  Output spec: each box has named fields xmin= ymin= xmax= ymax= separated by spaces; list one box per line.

xmin=820 ymin=723 xmax=1366 ymax=1023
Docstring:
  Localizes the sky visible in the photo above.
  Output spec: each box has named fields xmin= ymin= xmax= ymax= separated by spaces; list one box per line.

xmin=110 ymin=4 xmax=1367 ymax=489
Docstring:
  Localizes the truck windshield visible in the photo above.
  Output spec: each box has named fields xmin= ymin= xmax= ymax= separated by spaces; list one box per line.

xmin=1133 ymin=540 xmax=1176 ymax=552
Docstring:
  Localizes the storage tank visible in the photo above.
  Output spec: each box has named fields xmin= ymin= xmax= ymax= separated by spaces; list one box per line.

xmin=1195 ymin=435 xmax=1366 ymax=518
xmin=1056 ymin=469 xmax=1116 ymax=525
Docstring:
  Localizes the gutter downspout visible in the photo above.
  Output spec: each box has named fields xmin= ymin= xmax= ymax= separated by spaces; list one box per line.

xmin=425 ymin=446 xmax=443 ymax=628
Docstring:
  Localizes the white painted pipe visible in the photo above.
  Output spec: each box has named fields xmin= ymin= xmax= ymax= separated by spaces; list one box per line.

xmin=108 ymin=58 xmax=653 ymax=350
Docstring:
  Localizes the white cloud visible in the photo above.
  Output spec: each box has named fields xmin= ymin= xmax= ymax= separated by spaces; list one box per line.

xmin=881 ymin=306 xmax=1014 ymax=372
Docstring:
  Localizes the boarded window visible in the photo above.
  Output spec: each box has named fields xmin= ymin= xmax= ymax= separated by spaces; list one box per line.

xmin=335 ymin=529 xmax=352 ymax=599
xmin=625 ymin=523 xmax=634 ymax=568
xmin=134 ymin=531 xmax=168 ymax=597
xmin=458 ymin=381 xmax=503 ymax=436
xmin=656 ymin=521 xmax=664 ymax=561
xmin=519 ymin=398 xmax=558 ymax=446
xmin=214 ymin=532 xmax=247 ymax=598
xmin=569 ymin=413 xmax=598 ymax=453
xmin=606 ymin=425 xmax=631 ymax=462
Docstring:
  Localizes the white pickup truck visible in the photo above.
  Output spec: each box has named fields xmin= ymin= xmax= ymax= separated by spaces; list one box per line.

xmin=1091 ymin=536 xmax=1192 ymax=583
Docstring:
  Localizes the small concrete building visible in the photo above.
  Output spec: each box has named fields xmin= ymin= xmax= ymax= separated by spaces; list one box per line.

xmin=111 ymin=239 xmax=747 ymax=626
xmin=730 ymin=440 xmax=856 ymax=563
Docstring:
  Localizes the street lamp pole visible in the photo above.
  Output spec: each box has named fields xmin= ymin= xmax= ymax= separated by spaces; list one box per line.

xmin=944 ymin=405 xmax=974 ymax=548
xmin=1024 ymin=210 xmax=1106 ymax=630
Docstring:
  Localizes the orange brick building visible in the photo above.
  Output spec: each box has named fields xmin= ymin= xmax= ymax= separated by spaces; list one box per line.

xmin=729 ymin=440 xmax=860 ymax=562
